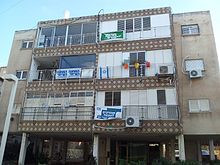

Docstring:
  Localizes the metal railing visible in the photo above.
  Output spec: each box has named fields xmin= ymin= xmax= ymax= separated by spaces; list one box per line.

xmin=29 ymin=68 xmax=94 ymax=82
xmin=21 ymin=106 xmax=93 ymax=121
xmin=125 ymin=25 xmax=171 ymax=40
xmin=20 ymin=105 xmax=179 ymax=121
xmin=123 ymin=105 xmax=179 ymax=120
xmin=41 ymin=33 xmax=96 ymax=48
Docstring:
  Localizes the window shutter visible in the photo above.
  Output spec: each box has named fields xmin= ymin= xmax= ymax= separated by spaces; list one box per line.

xmin=134 ymin=18 xmax=142 ymax=32
xmin=143 ymin=17 xmax=151 ymax=31
xmin=189 ymin=100 xmax=200 ymax=112
xmin=200 ymin=99 xmax=210 ymax=111
xmin=126 ymin=19 xmax=133 ymax=33
xmin=117 ymin=20 xmax=125 ymax=31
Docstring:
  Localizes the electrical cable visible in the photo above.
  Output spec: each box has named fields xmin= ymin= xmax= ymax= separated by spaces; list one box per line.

xmin=0 ymin=0 xmax=25 ymax=16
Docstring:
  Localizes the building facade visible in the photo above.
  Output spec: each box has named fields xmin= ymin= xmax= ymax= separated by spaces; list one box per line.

xmin=0 ymin=7 xmax=219 ymax=164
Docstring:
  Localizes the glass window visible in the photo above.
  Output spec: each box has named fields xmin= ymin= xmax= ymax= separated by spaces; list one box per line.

xmin=21 ymin=41 xmax=33 ymax=49
xmin=117 ymin=20 xmax=125 ymax=31
xmin=60 ymin=54 xmax=96 ymax=69
xmin=143 ymin=17 xmax=151 ymax=31
xmin=182 ymin=24 xmax=199 ymax=35
xmin=134 ymin=18 xmax=142 ymax=32
xmin=126 ymin=19 xmax=133 ymax=33
xmin=105 ymin=92 xmax=121 ymax=106
xmin=157 ymin=90 xmax=166 ymax=105
xmin=189 ymin=99 xmax=210 ymax=112
xmin=16 ymin=70 xmax=27 ymax=80
xmin=68 ymin=24 xmax=82 ymax=35
xmin=129 ymin=52 xmax=145 ymax=77
xmin=82 ymin=23 xmax=97 ymax=34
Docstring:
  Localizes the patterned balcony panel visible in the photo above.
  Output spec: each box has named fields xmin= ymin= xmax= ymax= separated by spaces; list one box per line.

xmin=26 ymin=77 xmax=174 ymax=92
xmin=33 ymin=38 xmax=172 ymax=57
xmin=39 ymin=7 xmax=171 ymax=27
xmin=18 ymin=120 xmax=92 ymax=133
xmin=94 ymin=120 xmax=182 ymax=135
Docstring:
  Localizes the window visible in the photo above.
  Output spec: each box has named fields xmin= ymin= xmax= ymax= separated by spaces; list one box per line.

xmin=157 ymin=90 xmax=166 ymax=105
xmin=117 ymin=17 xmax=151 ymax=33
xmin=129 ymin=52 xmax=145 ymax=77
xmin=21 ymin=41 xmax=33 ymax=49
xmin=105 ymin=91 xmax=121 ymax=106
xmin=60 ymin=54 xmax=96 ymax=69
xmin=181 ymin=24 xmax=199 ymax=36
xmin=16 ymin=70 xmax=27 ymax=80
xmin=184 ymin=59 xmax=205 ymax=71
xmin=189 ymin=99 xmax=210 ymax=112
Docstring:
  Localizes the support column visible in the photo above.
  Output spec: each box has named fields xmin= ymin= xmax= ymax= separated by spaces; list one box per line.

xmin=170 ymin=139 xmax=176 ymax=163
xmin=48 ymin=137 xmax=54 ymax=159
xmin=93 ymin=134 xmax=99 ymax=165
xmin=178 ymin=134 xmax=186 ymax=160
xmin=18 ymin=133 xmax=30 ymax=165
xmin=209 ymin=139 xmax=215 ymax=160
xmin=197 ymin=141 xmax=202 ymax=162
xmin=106 ymin=137 xmax=110 ymax=165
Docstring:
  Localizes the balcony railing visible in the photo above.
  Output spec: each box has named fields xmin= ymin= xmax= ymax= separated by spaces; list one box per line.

xmin=21 ymin=106 xmax=93 ymax=121
xmin=20 ymin=105 xmax=179 ymax=121
xmin=124 ymin=25 xmax=171 ymax=41
xmin=29 ymin=68 xmax=94 ymax=82
xmin=40 ymin=33 xmax=96 ymax=48
xmin=123 ymin=105 xmax=179 ymax=120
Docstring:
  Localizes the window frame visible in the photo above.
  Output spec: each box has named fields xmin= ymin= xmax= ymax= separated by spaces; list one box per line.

xmin=117 ymin=16 xmax=151 ymax=33
xmin=188 ymin=99 xmax=210 ymax=113
xmin=105 ymin=91 xmax=121 ymax=106
xmin=181 ymin=24 xmax=200 ymax=36
xmin=16 ymin=70 xmax=28 ymax=80
xmin=21 ymin=40 xmax=33 ymax=49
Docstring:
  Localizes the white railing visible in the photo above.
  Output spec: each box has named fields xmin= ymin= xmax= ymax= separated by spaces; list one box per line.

xmin=98 ymin=63 xmax=174 ymax=79
xmin=21 ymin=106 xmax=93 ymax=121
xmin=20 ymin=105 xmax=179 ymax=121
xmin=28 ymin=68 xmax=94 ymax=82
xmin=123 ymin=105 xmax=179 ymax=120
xmin=124 ymin=25 xmax=171 ymax=41
xmin=39 ymin=33 xmax=97 ymax=48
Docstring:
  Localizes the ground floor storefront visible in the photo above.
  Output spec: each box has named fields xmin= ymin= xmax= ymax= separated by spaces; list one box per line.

xmin=2 ymin=133 xmax=220 ymax=164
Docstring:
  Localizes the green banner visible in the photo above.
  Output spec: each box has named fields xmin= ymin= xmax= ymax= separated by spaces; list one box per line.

xmin=101 ymin=31 xmax=124 ymax=41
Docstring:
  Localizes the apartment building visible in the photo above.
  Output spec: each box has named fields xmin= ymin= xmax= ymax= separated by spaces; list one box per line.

xmin=0 ymin=7 xmax=219 ymax=165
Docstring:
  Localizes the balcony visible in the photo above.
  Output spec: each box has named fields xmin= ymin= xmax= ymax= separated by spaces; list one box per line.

xmin=39 ymin=33 xmax=96 ymax=48
xmin=29 ymin=68 xmax=95 ymax=82
xmin=123 ymin=105 xmax=179 ymax=120
xmin=20 ymin=106 xmax=93 ymax=121
xmin=20 ymin=105 xmax=178 ymax=122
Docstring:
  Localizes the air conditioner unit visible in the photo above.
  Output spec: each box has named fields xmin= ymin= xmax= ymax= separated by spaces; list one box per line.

xmin=125 ymin=116 xmax=139 ymax=127
xmin=158 ymin=65 xmax=174 ymax=75
xmin=189 ymin=69 xmax=202 ymax=78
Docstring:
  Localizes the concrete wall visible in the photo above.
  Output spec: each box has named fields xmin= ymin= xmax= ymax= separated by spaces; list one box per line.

xmin=173 ymin=11 xmax=220 ymax=134
xmin=0 ymin=29 xmax=36 ymax=132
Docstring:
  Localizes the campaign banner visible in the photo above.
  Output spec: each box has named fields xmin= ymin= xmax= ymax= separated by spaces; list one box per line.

xmin=55 ymin=68 xmax=81 ymax=79
xmin=94 ymin=106 xmax=123 ymax=120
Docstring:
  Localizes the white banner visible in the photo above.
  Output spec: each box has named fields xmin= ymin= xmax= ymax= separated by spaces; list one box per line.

xmin=94 ymin=106 xmax=123 ymax=120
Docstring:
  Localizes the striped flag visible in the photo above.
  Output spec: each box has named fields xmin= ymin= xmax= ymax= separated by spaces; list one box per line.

xmin=100 ymin=67 xmax=109 ymax=79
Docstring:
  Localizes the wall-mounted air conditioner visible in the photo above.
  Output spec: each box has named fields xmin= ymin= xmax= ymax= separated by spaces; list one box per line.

xmin=189 ymin=69 xmax=203 ymax=79
xmin=125 ymin=116 xmax=140 ymax=127
xmin=158 ymin=65 xmax=174 ymax=75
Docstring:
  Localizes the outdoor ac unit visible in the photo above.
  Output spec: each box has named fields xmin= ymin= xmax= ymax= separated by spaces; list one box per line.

xmin=158 ymin=65 xmax=174 ymax=75
xmin=125 ymin=116 xmax=140 ymax=127
xmin=189 ymin=69 xmax=202 ymax=79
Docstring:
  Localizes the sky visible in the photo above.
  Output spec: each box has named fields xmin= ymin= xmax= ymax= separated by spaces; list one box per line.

xmin=0 ymin=0 xmax=220 ymax=67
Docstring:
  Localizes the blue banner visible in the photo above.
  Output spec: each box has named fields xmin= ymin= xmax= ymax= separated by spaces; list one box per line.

xmin=55 ymin=68 xmax=81 ymax=79
xmin=94 ymin=106 xmax=123 ymax=120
